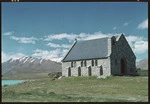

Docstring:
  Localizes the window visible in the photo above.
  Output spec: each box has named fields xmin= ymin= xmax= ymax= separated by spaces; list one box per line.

xmin=95 ymin=60 xmax=98 ymax=66
xmin=88 ymin=67 xmax=92 ymax=76
xmin=74 ymin=61 xmax=76 ymax=67
xmin=68 ymin=67 xmax=71 ymax=76
xmin=78 ymin=67 xmax=81 ymax=76
xmin=100 ymin=66 xmax=103 ymax=75
xmin=71 ymin=62 xmax=73 ymax=68
xmin=81 ymin=61 xmax=83 ymax=67
xmin=84 ymin=61 xmax=87 ymax=67
xmin=92 ymin=60 xmax=94 ymax=66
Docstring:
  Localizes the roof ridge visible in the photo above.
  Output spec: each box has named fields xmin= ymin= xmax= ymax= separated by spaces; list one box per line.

xmin=78 ymin=36 xmax=109 ymax=42
xmin=78 ymin=34 xmax=122 ymax=42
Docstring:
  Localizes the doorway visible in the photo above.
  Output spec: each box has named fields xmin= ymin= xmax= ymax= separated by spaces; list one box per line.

xmin=120 ymin=58 xmax=126 ymax=75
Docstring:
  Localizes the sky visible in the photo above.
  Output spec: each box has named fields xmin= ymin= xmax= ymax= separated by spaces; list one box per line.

xmin=2 ymin=2 xmax=148 ymax=63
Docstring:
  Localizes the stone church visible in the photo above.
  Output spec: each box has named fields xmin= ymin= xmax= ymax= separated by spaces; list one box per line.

xmin=61 ymin=34 xmax=136 ymax=77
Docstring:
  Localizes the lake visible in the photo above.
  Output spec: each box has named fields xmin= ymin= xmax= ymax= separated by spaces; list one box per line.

xmin=2 ymin=80 xmax=26 ymax=86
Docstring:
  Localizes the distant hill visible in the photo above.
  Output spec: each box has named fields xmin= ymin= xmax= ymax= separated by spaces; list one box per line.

xmin=2 ymin=56 xmax=62 ymax=78
xmin=136 ymin=58 xmax=148 ymax=70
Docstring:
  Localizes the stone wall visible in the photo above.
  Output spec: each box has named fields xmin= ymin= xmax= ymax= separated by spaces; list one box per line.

xmin=62 ymin=58 xmax=111 ymax=77
xmin=110 ymin=35 xmax=136 ymax=75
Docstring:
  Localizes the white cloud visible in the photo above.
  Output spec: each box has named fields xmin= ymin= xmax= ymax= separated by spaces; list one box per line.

xmin=3 ymin=31 xmax=14 ymax=36
xmin=133 ymin=41 xmax=148 ymax=54
xmin=126 ymin=36 xmax=142 ymax=45
xmin=81 ymin=32 xmax=121 ymax=40
xmin=61 ymin=49 xmax=68 ymax=57
xmin=2 ymin=51 xmax=25 ymax=63
xmin=61 ymin=44 xmax=71 ymax=48
xmin=83 ymin=32 xmax=107 ymax=40
xmin=126 ymin=36 xmax=148 ymax=54
xmin=2 ymin=49 xmax=67 ymax=63
xmin=123 ymin=22 xmax=129 ymax=26
xmin=10 ymin=36 xmax=38 ymax=44
xmin=47 ymin=42 xmax=71 ymax=48
xmin=137 ymin=18 xmax=148 ymax=29
xmin=44 ymin=33 xmax=78 ymax=41
xmin=123 ymin=21 xmax=132 ymax=26
xmin=113 ymin=27 xmax=117 ymax=30
xmin=43 ymin=31 xmax=122 ymax=42
xmin=32 ymin=49 xmax=67 ymax=62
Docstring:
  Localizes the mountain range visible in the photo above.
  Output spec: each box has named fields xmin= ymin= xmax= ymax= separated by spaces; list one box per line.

xmin=136 ymin=58 xmax=148 ymax=70
xmin=2 ymin=56 xmax=62 ymax=77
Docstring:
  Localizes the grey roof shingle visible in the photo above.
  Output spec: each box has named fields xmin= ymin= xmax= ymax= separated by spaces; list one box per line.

xmin=63 ymin=37 xmax=109 ymax=61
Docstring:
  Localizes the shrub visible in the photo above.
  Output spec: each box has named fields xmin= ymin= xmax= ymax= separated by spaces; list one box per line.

xmin=135 ymin=70 xmax=140 ymax=76
xmin=48 ymin=92 xmax=56 ymax=95
xmin=48 ymin=72 xmax=62 ymax=79
xmin=138 ymin=70 xmax=148 ymax=76
xmin=3 ymin=84 xmax=9 ymax=87
xmin=136 ymin=68 xmax=141 ymax=71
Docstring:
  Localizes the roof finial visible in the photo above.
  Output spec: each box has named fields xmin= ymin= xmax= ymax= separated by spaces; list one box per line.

xmin=75 ymin=38 xmax=77 ymax=41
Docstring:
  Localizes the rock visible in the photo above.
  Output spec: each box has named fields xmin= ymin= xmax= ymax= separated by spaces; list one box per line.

xmin=58 ymin=76 xmax=62 ymax=79
xmin=97 ymin=76 xmax=106 ymax=79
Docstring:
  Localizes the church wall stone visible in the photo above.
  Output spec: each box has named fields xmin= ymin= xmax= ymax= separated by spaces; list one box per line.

xmin=62 ymin=58 xmax=111 ymax=77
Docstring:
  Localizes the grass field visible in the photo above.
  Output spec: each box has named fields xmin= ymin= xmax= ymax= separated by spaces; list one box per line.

xmin=2 ymin=76 xmax=148 ymax=102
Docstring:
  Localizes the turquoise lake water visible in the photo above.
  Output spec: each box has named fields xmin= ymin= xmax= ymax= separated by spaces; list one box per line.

xmin=2 ymin=80 xmax=26 ymax=86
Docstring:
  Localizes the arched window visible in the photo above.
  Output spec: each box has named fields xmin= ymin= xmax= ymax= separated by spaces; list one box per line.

xmin=71 ymin=62 xmax=73 ymax=68
xmin=78 ymin=67 xmax=81 ymax=76
xmin=95 ymin=60 xmax=98 ymax=66
xmin=92 ymin=60 xmax=94 ymax=66
xmin=88 ymin=66 xmax=92 ymax=76
xmin=68 ymin=67 xmax=71 ymax=76
xmin=81 ymin=61 xmax=83 ymax=67
xmin=74 ymin=61 xmax=76 ymax=67
xmin=84 ymin=61 xmax=87 ymax=67
xmin=100 ymin=66 xmax=103 ymax=75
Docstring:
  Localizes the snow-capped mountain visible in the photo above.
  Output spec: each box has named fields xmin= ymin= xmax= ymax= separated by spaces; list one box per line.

xmin=2 ymin=56 xmax=62 ymax=76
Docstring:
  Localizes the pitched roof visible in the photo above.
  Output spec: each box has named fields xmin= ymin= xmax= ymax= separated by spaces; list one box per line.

xmin=62 ymin=37 xmax=110 ymax=62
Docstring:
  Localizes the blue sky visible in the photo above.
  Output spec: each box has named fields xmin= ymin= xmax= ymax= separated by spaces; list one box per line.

xmin=2 ymin=2 xmax=148 ymax=62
